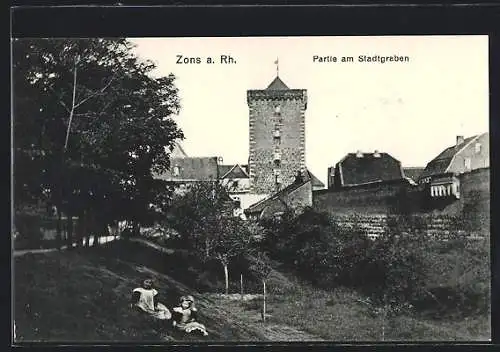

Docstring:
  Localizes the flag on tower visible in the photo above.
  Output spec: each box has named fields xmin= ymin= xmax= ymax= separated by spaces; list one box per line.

xmin=274 ymin=58 xmax=279 ymax=76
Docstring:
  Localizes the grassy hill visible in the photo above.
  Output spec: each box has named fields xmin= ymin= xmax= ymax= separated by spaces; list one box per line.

xmin=14 ymin=243 xmax=264 ymax=342
xmin=13 ymin=239 xmax=490 ymax=342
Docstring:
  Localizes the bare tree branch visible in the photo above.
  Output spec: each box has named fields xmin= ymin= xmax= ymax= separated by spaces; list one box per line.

xmin=47 ymin=86 xmax=71 ymax=114
xmin=64 ymin=55 xmax=79 ymax=150
xmin=73 ymin=74 xmax=116 ymax=109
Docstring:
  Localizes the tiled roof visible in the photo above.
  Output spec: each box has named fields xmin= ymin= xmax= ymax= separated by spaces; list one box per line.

xmin=220 ymin=164 xmax=249 ymax=179
xmin=337 ymin=152 xmax=403 ymax=186
xmin=218 ymin=165 xmax=233 ymax=178
xmin=154 ymin=157 xmax=219 ymax=181
xmin=266 ymin=76 xmax=289 ymax=90
xmin=419 ymin=135 xmax=479 ymax=179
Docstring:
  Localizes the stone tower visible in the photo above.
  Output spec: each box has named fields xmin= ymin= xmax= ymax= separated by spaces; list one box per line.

xmin=247 ymin=76 xmax=307 ymax=194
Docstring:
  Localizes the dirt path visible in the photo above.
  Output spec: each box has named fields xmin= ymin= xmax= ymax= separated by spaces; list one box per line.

xmin=13 ymin=236 xmax=118 ymax=257
xmin=203 ymin=294 xmax=324 ymax=342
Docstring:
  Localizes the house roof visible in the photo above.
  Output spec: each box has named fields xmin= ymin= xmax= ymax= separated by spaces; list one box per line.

xmin=419 ymin=134 xmax=483 ymax=179
xmin=266 ymin=76 xmax=289 ymax=90
xmin=220 ymin=164 xmax=249 ymax=179
xmin=153 ymin=157 xmax=219 ymax=181
xmin=307 ymin=169 xmax=325 ymax=188
xmin=218 ymin=165 xmax=234 ymax=178
xmin=337 ymin=152 xmax=403 ymax=186
xmin=402 ymin=167 xmax=425 ymax=182
xmin=245 ymin=171 xmax=311 ymax=214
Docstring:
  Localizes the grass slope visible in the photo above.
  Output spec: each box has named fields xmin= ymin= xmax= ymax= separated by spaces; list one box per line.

xmin=14 ymin=239 xmax=490 ymax=342
xmin=14 ymin=244 xmax=265 ymax=342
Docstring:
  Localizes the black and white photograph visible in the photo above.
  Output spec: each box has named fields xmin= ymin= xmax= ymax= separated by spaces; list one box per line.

xmin=12 ymin=35 xmax=490 ymax=342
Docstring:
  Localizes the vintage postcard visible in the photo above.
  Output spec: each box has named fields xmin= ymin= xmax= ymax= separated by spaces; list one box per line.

xmin=12 ymin=35 xmax=490 ymax=343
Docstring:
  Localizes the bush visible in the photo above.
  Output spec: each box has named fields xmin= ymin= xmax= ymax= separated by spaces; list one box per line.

xmin=15 ymin=213 xmax=47 ymax=248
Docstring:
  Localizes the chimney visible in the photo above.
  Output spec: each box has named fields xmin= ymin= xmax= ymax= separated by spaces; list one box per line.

xmin=373 ymin=150 xmax=381 ymax=158
xmin=456 ymin=135 xmax=464 ymax=146
xmin=356 ymin=150 xmax=363 ymax=158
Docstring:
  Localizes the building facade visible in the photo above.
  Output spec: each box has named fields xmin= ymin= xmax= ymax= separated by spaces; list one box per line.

xmin=330 ymin=150 xmax=405 ymax=189
xmin=247 ymin=76 xmax=307 ymax=194
xmin=419 ymin=133 xmax=489 ymax=199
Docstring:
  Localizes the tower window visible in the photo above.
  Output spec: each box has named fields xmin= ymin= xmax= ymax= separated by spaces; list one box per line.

xmin=173 ymin=166 xmax=180 ymax=176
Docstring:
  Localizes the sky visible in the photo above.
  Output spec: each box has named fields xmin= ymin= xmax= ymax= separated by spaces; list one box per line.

xmin=129 ymin=36 xmax=489 ymax=186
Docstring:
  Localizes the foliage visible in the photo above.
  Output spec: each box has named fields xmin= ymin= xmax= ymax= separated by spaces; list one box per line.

xmin=166 ymin=182 xmax=236 ymax=256
xmin=259 ymin=207 xmax=373 ymax=288
xmin=13 ymin=38 xmax=183 ymax=244
xmin=249 ymin=251 xmax=273 ymax=281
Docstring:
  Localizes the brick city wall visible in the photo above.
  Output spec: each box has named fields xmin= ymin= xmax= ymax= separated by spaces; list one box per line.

xmin=312 ymin=168 xmax=490 ymax=237
xmin=248 ymin=89 xmax=307 ymax=194
xmin=331 ymin=214 xmax=481 ymax=238
xmin=312 ymin=180 xmax=410 ymax=216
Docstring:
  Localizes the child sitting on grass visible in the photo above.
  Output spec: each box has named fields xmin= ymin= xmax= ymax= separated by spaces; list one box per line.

xmin=172 ymin=295 xmax=209 ymax=336
xmin=130 ymin=279 xmax=172 ymax=321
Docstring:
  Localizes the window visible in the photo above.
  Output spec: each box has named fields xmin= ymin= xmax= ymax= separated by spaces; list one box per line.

xmin=274 ymin=105 xmax=281 ymax=114
xmin=475 ymin=142 xmax=481 ymax=154
xmin=464 ymin=157 xmax=471 ymax=170
xmin=173 ymin=166 xmax=180 ymax=176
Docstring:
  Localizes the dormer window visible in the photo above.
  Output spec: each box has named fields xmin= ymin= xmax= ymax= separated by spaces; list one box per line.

xmin=273 ymin=130 xmax=281 ymax=138
xmin=475 ymin=142 xmax=481 ymax=154
xmin=173 ymin=166 xmax=180 ymax=176
xmin=274 ymin=151 xmax=281 ymax=161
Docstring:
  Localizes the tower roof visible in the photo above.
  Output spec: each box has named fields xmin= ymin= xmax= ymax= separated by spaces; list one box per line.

xmin=266 ymin=76 xmax=289 ymax=90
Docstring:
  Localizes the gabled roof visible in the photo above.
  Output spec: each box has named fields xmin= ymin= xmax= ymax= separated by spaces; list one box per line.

xmin=218 ymin=165 xmax=234 ymax=178
xmin=154 ymin=157 xmax=219 ymax=181
xmin=419 ymin=134 xmax=484 ymax=179
xmin=266 ymin=76 xmax=289 ymax=90
xmin=220 ymin=164 xmax=249 ymax=179
xmin=336 ymin=152 xmax=403 ymax=187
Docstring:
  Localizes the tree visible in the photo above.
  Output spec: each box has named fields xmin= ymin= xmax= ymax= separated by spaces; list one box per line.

xmin=167 ymin=182 xmax=235 ymax=257
xmin=13 ymin=38 xmax=183 ymax=247
xmin=249 ymin=252 xmax=273 ymax=322
xmin=211 ymin=217 xmax=259 ymax=294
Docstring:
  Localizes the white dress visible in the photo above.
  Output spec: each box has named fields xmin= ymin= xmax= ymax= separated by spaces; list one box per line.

xmin=133 ymin=287 xmax=172 ymax=320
